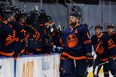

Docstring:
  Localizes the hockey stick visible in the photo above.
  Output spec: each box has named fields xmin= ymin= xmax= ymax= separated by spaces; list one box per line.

xmin=84 ymin=65 xmax=90 ymax=77
xmin=94 ymin=61 xmax=109 ymax=75
xmin=89 ymin=26 xmax=94 ymax=30
xmin=94 ymin=57 xmax=116 ymax=75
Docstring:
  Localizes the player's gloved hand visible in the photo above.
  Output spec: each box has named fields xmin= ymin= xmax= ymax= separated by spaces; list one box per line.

xmin=53 ymin=45 xmax=64 ymax=53
xmin=53 ymin=45 xmax=57 ymax=52
xmin=86 ymin=53 xmax=94 ymax=67
xmin=57 ymin=47 xmax=63 ymax=52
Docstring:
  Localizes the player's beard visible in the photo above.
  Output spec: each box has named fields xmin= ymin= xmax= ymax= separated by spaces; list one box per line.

xmin=107 ymin=29 xmax=114 ymax=35
xmin=95 ymin=32 xmax=101 ymax=38
xmin=69 ymin=20 xmax=77 ymax=28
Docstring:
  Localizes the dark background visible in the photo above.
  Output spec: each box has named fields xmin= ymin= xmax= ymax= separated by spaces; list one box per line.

xmin=0 ymin=0 xmax=116 ymax=4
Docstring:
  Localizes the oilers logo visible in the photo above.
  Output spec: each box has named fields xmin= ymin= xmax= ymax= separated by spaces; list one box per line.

xmin=95 ymin=44 xmax=104 ymax=54
xmin=67 ymin=34 xmax=78 ymax=48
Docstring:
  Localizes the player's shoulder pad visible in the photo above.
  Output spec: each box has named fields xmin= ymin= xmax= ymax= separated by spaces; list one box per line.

xmin=10 ymin=21 xmax=21 ymax=25
xmin=103 ymin=32 xmax=109 ymax=37
xmin=102 ymin=31 xmax=108 ymax=34
xmin=77 ymin=24 xmax=89 ymax=33
xmin=10 ymin=21 xmax=23 ymax=29
xmin=91 ymin=35 xmax=96 ymax=40
xmin=63 ymin=27 xmax=70 ymax=32
xmin=102 ymin=32 xmax=111 ymax=40
xmin=60 ymin=27 xmax=69 ymax=36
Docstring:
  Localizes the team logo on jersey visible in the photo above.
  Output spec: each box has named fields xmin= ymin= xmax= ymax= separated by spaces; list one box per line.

xmin=95 ymin=44 xmax=104 ymax=54
xmin=67 ymin=34 xmax=78 ymax=48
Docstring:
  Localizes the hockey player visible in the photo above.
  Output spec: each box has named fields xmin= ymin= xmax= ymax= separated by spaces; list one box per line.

xmin=0 ymin=5 xmax=38 ymax=59
xmin=33 ymin=9 xmax=48 ymax=54
xmin=0 ymin=6 xmax=25 ymax=58
xmin=23 ymin=13 xmax=40 ymax=55
xmin=91 ymin=25 xmax=116 ymax=77
xmin=60 ymin=9 xmax=93 ymax=77
xmin=9 ymin=10 xmax=27 ymax=41
xmin=43 ymin=15 xmax=60 ymax=54
xmin=45 ymin=15 xmax=62 ymax=47
xmin=107 ymin=24 xmax=116 ymax=44
xmin=8 ymin=10 xmax=30 ymax=57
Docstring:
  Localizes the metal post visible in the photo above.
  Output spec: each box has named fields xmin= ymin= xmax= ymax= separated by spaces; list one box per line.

xmin=6 ymin=0 xmax=9 ymax=5
xmin=40 ymin=0 xmax=43 ymax=9
xmin=109 ymin=1 xmax=111 ymax=24
xmin=65 ymin=0 xmax=69 ymax=27
xmin=101 ymin=0 xmax=104 ymax=26
xmin=16 ymin=0 xmax=18 ymax=6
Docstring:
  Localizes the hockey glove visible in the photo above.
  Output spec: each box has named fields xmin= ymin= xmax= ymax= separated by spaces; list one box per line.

xmin=86 ymin=53 xmax=94 ymax=67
